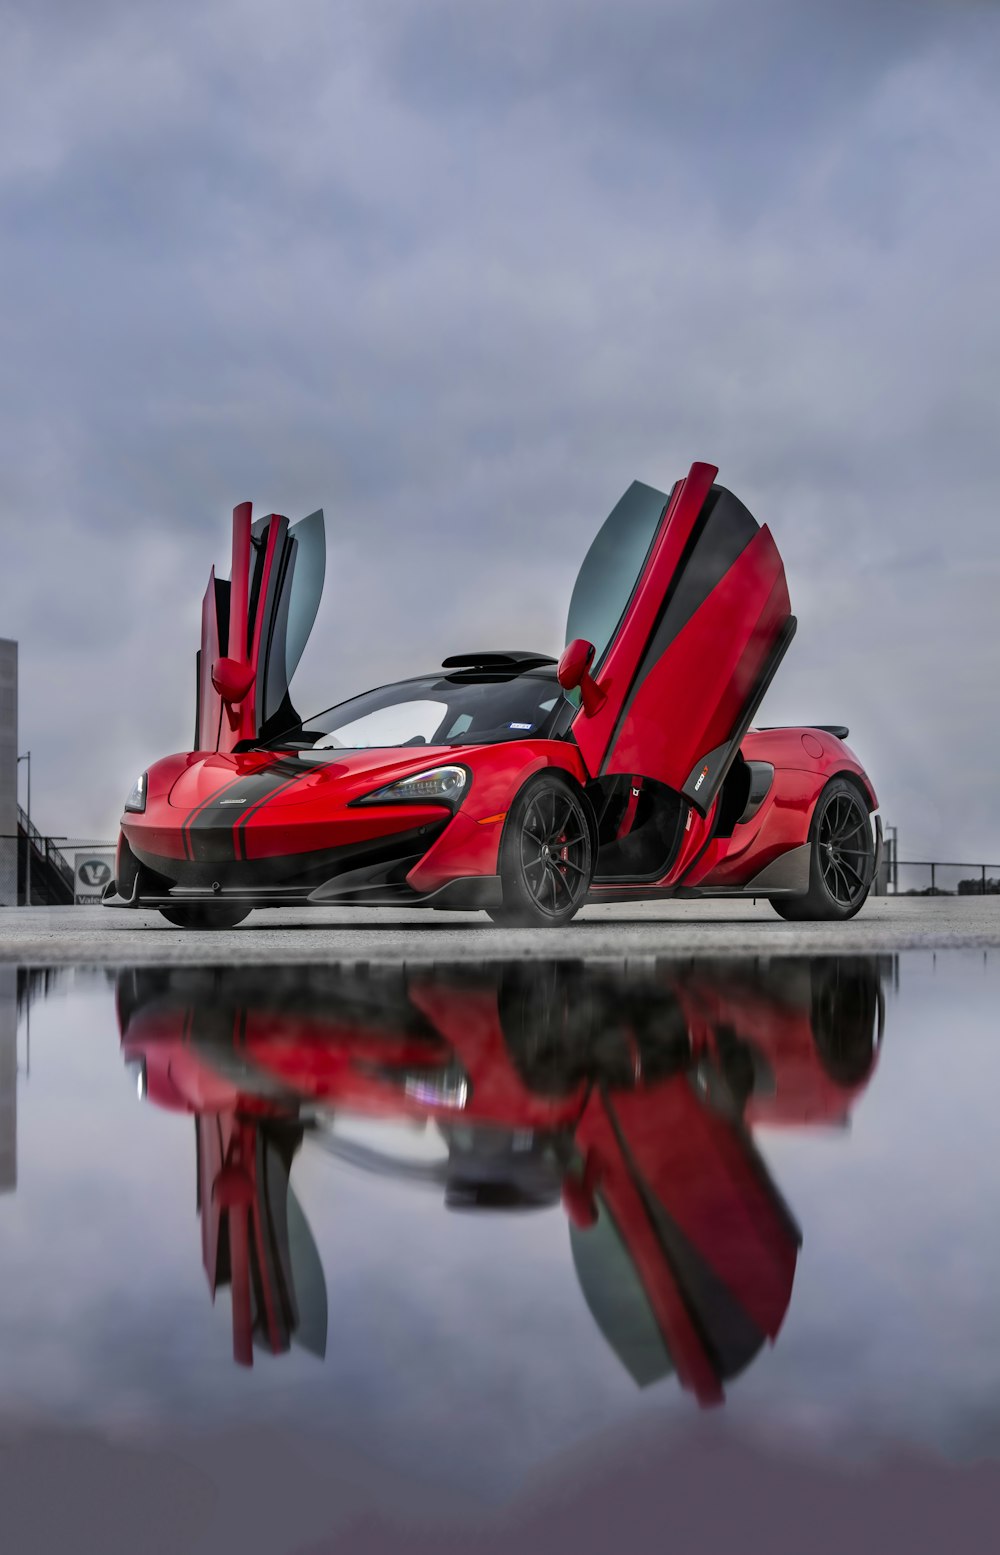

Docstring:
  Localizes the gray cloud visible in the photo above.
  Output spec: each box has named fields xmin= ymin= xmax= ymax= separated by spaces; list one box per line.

xmin=0 ymin=0 xmax=998 ymax=858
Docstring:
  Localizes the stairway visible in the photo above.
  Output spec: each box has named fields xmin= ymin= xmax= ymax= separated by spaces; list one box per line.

xmin=16 ymin=807 xmax=73 ymax=905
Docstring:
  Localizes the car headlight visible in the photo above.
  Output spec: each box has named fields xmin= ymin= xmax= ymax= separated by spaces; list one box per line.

xmin=357 ymin=765 xmax=468 ymax=806
xmin=124 ymin=772 xmax=147 ymax=813
xmin=403 ymin=1065 xmax=470 ymax=1110
xmin=124 ymin=1057 xmax=147 ymax=1101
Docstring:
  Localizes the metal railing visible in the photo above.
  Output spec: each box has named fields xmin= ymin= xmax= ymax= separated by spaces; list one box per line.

xmin=889 ymin=860 xmax=1000 ymax=896
xmin=3 ymin=826 xmax=999 ymax=900
xmin=15 ymin=807 xmax=74 ymax=891
xmin=0 ymin=825 xmax=116 ymax=905
xmin=51 ymin=838 xmax=118 ymax=851
xmin=0 ymin=832 xmax=116 ymax=853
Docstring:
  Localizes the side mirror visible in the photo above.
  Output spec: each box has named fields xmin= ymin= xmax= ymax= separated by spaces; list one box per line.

xmin=560 ymin=1147 xmax=603 ymax=1229
xmin=557 ymin=638 xmax=606 ymax=716
xmin=212 ymin=657 xmax=255 ymax=705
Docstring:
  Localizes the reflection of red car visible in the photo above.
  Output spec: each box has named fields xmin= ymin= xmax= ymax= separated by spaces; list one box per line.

xmin=105 ymin=461 xmax=880 ymax=929
xmin=117 ymin=957 xmax=886 ymax=1399
xmin=665 ymin=957 xmax=886 ymax=1128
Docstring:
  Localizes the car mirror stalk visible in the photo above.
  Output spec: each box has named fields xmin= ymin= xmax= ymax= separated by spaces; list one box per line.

xmin=557 ymin=638 xmax=606 ymax=716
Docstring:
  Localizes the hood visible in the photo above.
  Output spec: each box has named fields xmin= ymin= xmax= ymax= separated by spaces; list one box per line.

xmin=166 ymin=745 xmax=467 ymax=810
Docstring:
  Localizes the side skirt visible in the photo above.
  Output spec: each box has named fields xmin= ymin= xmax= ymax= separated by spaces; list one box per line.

xmin=104 ymin=876 xmax=503 ymax=913
xmin=584 ymin=887 xmax=807 ymax=905
xmin=586 ymin=842 xmax=813 ymax=903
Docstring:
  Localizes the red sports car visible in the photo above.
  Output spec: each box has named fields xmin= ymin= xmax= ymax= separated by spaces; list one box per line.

xmin=105 ymin=461 xmax=881 ymax=928
xmin=116 ymin=955 xmax=886 ymax=1389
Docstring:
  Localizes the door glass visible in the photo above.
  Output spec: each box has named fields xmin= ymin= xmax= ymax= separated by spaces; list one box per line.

xmin=565 ymin=481 xmax=671 ymax=671
xmin=284 ymin=510 xmax=326 ymax=681
xmin=258 ymin=509 xmax=326 ymax=729
xmin=570 ymin=1196 xmax=673 ymax=1386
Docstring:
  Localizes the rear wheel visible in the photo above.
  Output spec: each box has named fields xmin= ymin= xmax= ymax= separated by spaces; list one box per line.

xmin=771 ymin=778 xmax=874 ymax=922
xmin=487 ymin=775 xmax=593 ymax=928
xmin=159 ymin=905 xmax=251 ymax=929
xmin=810 ymin=959 xmax=880 ymax=1085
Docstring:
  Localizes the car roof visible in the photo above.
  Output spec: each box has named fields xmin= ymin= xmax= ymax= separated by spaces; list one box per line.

xmin=388 ymin=664 xmax=561 ymax=689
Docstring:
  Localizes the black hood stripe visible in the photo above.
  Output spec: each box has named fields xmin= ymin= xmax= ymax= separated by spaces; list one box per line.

xmin=183 ymin=759 xmax=306 ymax=864
xmin=180 ymin=768 xmax=257 ymax=860
xmin=233 ymin=764 xmax=311 ymax=860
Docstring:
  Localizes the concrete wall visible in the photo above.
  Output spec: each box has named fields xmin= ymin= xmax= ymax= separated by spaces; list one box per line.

xmin=0 ymin=967 xmax=15 ymax=1193
xmin=0 ymin=639 xmax=16 ymax=907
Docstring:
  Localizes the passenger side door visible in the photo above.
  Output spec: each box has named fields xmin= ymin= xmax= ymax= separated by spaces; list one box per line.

xmin=566 ymin=463 xmax=794 ymax=815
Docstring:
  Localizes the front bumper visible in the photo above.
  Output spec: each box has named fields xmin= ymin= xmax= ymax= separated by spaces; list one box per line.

xmin=104 ymin=820 xmax=502 ymax=912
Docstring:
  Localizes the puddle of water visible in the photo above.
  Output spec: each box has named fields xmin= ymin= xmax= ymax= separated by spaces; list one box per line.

xmin=1 ymin=952 xmax=999 ymax=1532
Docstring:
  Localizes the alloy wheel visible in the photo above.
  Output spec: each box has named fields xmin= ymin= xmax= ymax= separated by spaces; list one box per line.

xmin=818 ymin=791 xmax=873 ymax=909
xmin=518 ymin=787 xmax=590 ymax=918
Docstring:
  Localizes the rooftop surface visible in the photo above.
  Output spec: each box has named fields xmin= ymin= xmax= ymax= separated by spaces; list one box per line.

xmin=2 ymin=896 xmax=999 ymax=965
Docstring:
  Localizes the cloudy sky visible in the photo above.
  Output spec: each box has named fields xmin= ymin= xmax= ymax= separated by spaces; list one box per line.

xmin=1 ymin=0 xmax=998 ymax=856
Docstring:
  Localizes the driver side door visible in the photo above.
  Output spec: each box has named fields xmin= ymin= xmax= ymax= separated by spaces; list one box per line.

xmin=196 ymin=505 xmax=326 ymax=752
xmin=565 ymin=462 xmax=794 ymax=815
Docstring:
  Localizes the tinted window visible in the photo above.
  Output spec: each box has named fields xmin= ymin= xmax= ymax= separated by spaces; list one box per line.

xmin=570 ymin=1199 xmax=673 ymax=1387
xmin=274 ymin=674 xmax=567 ymax=750
xmin=283 ymin=510 xmax=326 ymax=683
xmin=565 ymin=481 xmax=670 ymax=671
xmin=258 ymin=509 xmax=326 ymax=728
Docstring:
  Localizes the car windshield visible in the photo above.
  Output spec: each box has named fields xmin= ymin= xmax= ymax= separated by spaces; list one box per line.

xmin=264 ymin=672 xmax=569 ymax=750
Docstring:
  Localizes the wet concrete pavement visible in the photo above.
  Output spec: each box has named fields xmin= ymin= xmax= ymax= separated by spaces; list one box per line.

xmin=3 ymin=948 xmax=1000 ymax=1552
xmin=2 ymin=896 xmax=1000 ymax=964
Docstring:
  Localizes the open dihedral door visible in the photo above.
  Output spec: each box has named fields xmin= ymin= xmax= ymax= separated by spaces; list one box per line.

xmin=565 ymin=463 xmax=795 ymax=815
xmin=195 ymin=503 xmax=326 ymax=753
xmin=198 ymin=1113 xmax=328 ymax=1368
xmin=569 ymin=1078 xmax=800 ymax=1405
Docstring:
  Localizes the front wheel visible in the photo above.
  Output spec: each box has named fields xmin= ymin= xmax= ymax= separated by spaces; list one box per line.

xmin=487 ymin=775 xmax=593 ymax=928
xmin=159 ymin=905 xmax=251 ymax=929
xmin=771 ymin=778 xmax=875 ymax=922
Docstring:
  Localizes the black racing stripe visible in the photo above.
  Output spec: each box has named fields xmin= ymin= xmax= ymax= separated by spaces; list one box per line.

xmin=181 ymin=768 xmax=260 ymax=860
xmin=600 ymin=486 xmax=759 ymax=778
xmin=187 ymin=760 xmax=306 ymax=865
xmin=129 ymin=822 xmax=447 ymax=893
xmin=232 ymin=761 xmax=310 ymax=860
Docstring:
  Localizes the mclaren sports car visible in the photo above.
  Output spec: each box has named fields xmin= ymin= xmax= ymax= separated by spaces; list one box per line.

xmin=104 ymin=461 xmax=881 ymax=928
xmin=116 ymin=956 xmax=887 ymax=1388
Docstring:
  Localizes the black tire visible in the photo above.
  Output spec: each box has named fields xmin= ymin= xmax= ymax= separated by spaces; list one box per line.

xmin=487 ymin=774 xmax=593 ymax=928
xmin=159 ymin=905 xmax=251 ymax=929
xmin=810 ymin=959 xmax=880 ymax=1086
xmin=771 ymin=778 xmax=875 ymax=922
xmin=497 ymin=962 xmax=598 ymax=1093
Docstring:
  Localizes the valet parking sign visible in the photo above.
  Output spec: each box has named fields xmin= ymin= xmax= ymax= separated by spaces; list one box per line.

xmin=73 ymin=850 xmax=115 ymax=904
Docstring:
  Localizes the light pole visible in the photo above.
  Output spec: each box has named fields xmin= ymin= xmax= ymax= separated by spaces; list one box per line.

xmin=17 ymin=752 xmax=30 ymax=907
xmin=885 ymin=824 xmax=898 ymax=894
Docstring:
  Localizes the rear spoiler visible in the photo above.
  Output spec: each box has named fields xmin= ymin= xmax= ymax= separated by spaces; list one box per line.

xmin=758 ymin=724 xmax=849 ymax=740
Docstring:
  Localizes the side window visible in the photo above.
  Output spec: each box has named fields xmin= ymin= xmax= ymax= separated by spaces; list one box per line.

xmin=256 ymin=509 xmax=327 ymax=730
xmin=284 ymin=510 xmax=326 ymax=682
xmin=565 ymin=481 xmax=670 ymax=672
